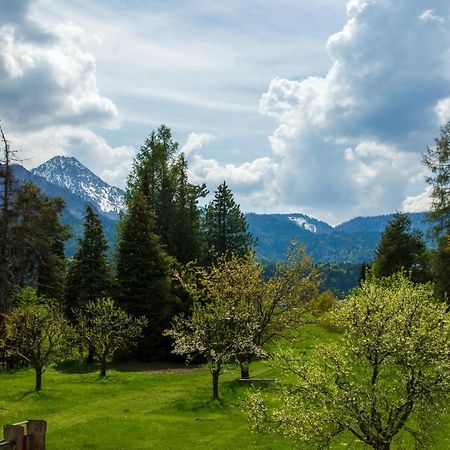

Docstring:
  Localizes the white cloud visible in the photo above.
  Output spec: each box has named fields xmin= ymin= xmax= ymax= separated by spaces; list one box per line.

xmin=402 ymin=186 xmax=433 ymax=213
xmin=181 ymin=132 xmax=215 ymax=158
xmin=436 ymin=97 xmax=450 ymax=124
xmin=0 ymin=0 xmax=125 ymax=187
xmin=255 ymin=0 xmax=450 ymax=222
xmin=0 ymin=11 xmax=118 ymax=130
xmin=181 ymin=132 xmax=278 ymax=210
xmin=419 ymin=9 xmax=445 ymax=24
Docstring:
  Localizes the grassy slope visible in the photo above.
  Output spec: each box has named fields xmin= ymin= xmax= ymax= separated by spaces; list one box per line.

xmin=0 ymin=325 xmax=449 ymax=449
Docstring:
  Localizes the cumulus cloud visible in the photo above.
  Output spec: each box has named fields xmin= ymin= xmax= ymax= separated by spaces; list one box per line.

xmin=181 ymin=132 xmax=278 ymax=209
xmin=255 ymin=0 xmax=450 ymax=222
xmin=0 ymin=7 xmax=118 ymax=130
xmin=402 ymin=186 xmax=433 ymax=213
xmin=0 ymin=0 xmax=126 ymax=186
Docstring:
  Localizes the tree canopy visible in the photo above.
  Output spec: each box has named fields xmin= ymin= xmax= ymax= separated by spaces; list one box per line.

xmin=423 ymin=120 xmax=450 ymax=239
xmin=248 ymin=272 xmax=450 ymax=449
xmin=65 ymin=206 xmax=112 ymax=315
xmin=203 ymin=181 xmax=255 ymax=263
xmin=126 ymin=125 xmax=207 ymax=264
xmin=372 ymin=211 xmax=428 ymax=282
xmin=116 ymin=192 xmax=175 ymax=358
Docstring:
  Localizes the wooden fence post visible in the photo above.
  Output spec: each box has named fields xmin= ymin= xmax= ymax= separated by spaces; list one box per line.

xmin=3 ymin=424 xmax=23 ymax=449
xmin=26 ymin=420 xmax=46 ymax=450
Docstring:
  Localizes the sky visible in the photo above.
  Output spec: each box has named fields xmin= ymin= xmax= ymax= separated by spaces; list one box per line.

xmin=1 ymin=0 xmax=450 ymax=225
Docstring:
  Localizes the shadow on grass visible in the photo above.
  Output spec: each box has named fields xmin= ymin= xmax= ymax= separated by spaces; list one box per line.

xmin=166 ymin=376 xmax=274 ymax=415
xmin=53 ymin=359 xmax=100 ymax=374
xmin=112 ymin=361 xmax=203 ymax=374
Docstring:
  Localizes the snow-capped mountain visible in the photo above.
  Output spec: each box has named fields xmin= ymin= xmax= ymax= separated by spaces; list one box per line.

xmin=32 ymin=156 xmax=125 ymax=219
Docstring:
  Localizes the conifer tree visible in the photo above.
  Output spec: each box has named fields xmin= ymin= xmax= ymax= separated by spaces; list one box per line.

xmin=203 ymin=181 xmax=255 ymax=263
xmin=65 ymin=206 xmax=112 ymax=314
xmin=10 ymin=182 xmax=69 ymax=300
xmin=116 ymin=192 xmax=175 ymax=358
xmin=423 ymin=120 xmax=450 ymax=238
xmin=127 ymin=125 xmax=206 ymax=264
xmin=372 ymin=212 xmax=428 ymax=283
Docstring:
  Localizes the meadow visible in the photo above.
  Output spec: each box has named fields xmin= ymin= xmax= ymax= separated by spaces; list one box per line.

xmin=0 ymin=325 xmax=449 ymax=449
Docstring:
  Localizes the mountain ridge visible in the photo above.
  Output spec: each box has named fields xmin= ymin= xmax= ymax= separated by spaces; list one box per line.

xmin=5 ymin=156 xmax=432 ymax=263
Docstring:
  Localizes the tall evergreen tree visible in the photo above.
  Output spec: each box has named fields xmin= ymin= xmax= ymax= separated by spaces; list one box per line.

xmin=203 ymin=181 xmax=255 ymax=263
xmin=65 ymin=206 xmax=112 ymax=314
xmin=116 ymin=192 xmax=175 ymax=358
xmin=9 ymin=182 xmax=69 ymax=300
xmin=127 ymin=125 xmax=206 ymax=264
xmin=423 ymin=120 xmax=450 ymax=239
xmin=372 ymin=212 xmax=428 ymax=282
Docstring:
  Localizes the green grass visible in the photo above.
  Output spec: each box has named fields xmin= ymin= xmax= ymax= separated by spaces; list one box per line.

xmin=0 ymin=324 xmax=449 ymax=449
xmin=0 ymin=357 xmax=291 ymax=449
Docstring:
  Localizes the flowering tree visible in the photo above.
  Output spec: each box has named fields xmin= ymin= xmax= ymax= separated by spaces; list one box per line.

xmin=238 ymin=245 xmax=320 ymax=379
xmin=166 ymin=256 xmax=264 ymax=400
xmin=248 ymin=273 xmax=450 ymax=449
xmin=76 ymin=298 xmax=147 ymax=376
xmin=2 ymin=288 xmax=72 ymax=391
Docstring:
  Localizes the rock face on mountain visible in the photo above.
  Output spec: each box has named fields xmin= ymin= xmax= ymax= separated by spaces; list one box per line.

xmin=32 ymin=156 xmax=125 ymax=220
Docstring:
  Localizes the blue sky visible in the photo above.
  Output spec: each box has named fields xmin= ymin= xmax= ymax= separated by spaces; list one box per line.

xmin=1 ymin=0 xmax=449 ymax=224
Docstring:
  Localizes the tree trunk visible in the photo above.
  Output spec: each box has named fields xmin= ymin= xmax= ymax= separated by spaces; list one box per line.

xmin=212 ymin=369 xmax=220 ymax=400
xmin=35 ymin=366 xmax=43 ymax=391
xmin=99 ymin=358 xmax=107 ymax=377
xmin=86 ymin=345 xmax=94 ymax=364
xmin=371 ymin=438 xmax=391 ymax=450
xmin=239 ymin=358 xmax=250 ymax=379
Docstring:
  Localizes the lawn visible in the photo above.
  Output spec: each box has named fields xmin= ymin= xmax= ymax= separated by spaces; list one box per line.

xmin=0 ymin=325 xmax=449 ymax=449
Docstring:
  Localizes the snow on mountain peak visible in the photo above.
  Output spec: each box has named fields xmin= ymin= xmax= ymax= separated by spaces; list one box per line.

xmin=288 ymin=216 xmax=317 ymax=233
xmin=31 ymin=156 xmax=125 ymax=218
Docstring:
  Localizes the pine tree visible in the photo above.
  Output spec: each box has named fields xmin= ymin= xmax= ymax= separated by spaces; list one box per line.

xmin=10 ymin=182 xmax=69 ymax=300
xmin=203 ymin=181 xmax=255 ymax=263
xmin=127 ymin=125 xmax=206 ymax=264
xmin=116 ymin=192 xmax=175 ymax=358
xmin=372 ymin=212 xmax=428 ymax=282
xmin=423 ymin=121 xmax=450 ymax=239
xmin=65 ymin=206 xmax=112 ymax=314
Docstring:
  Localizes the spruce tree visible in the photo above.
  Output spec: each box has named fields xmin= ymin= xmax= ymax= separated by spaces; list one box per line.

xmin=116 ymin=192 xmax=175 ymax=358
xmin=372 ymin=212 xmax=428 ymax=282
xmin=65 ymin=206 xmax=112 ymax=314
xmin=423 ymin=120 xmax=450 ymax=239
xmin=127 ymin=125 xmax=206 ymax=264
xmin=203 ymin=181 xmax=255 ymax=263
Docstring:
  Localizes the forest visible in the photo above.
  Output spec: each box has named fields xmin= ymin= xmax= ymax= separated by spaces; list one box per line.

xmin=0 ymin=122 xmax=450 ymax=449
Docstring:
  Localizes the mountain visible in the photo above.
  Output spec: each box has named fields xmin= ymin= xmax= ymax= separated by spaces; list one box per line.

xmin=3 ymin=156 xmax=434 ymax=264
xmin=32 ymin=156 xmax=125 ymax=220
xmin=246 ymin=211 xmax=432 ymax=264
xmin=10 ymin=164 xmax=119 ymax=256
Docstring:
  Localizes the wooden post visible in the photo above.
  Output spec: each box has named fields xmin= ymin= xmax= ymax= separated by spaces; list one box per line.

xmin=3 ymin=424 xmax=24 ymax=449
xmin=26 ymin=421 xmax=46 ymax=450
